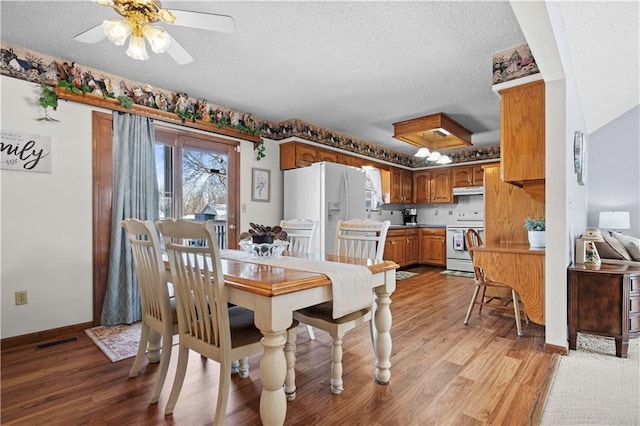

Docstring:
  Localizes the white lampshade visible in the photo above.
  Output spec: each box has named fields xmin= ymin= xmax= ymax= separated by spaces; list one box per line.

xmin=103 ymin=19 xmax=132 ymax=45
xmin=436 ymin=154 xmax=452 ymax=164
xmin=142 ymin=25 xmax=171 ymax=53
xmin=427 ymin=151 xmax=441 ymax=162
xmin=414 ymin=147 xmax=430 ymax=158
xmin=599 ymin=211 xmax=630 ymax=230
xmin=126 ymin=35 xmax=150 ymax=60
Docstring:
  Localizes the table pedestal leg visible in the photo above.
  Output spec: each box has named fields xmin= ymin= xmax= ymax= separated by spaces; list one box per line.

xmin=260 ymin=330 xmax=287 ymax=426
xmin=374 ymin=289 xmax=392 ymax=384
xmin=147 ymin=329 xmax=162 ymax=364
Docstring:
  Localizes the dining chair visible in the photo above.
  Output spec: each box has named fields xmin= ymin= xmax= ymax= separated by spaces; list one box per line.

xmin=280 ymin=218 xmax=318 ymax=339
xmin=157 ymin=218 xmax=299 ymax=422
xmin=122 ymin=218 xmax=178 ymax=405
xmin=463 ymin=228 xmax=528 ymax=336
xmin=293 ymin=219 xmax=390 ymax=394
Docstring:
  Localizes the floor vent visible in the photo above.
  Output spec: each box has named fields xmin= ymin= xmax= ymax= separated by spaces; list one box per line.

xmin=36 ymin=337 xmax=78 ymax=350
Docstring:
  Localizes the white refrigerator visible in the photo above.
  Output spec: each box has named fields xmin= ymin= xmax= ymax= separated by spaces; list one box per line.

xmin=283 ymin=162 xmax=367 ymax=256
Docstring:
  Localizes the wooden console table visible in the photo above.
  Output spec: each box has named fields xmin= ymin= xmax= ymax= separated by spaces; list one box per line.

xmin=568 ymin=263 xmax=640 ymax=358
xmin=470 ymin=243 xmax=545 ymax=324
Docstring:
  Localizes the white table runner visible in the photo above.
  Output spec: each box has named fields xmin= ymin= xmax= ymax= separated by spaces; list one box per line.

xmin=220 ymin=250 xmax=372 ymax=318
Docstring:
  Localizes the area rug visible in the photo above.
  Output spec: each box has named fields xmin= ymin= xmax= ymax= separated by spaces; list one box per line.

xmin=540 ymin=333 xmax=640 ymax=425
xmin=396 ymin=271 xmax=420 ymax=280
xmin=85 ymin=322 xmax=142 ymax=362
xmin=440 ymin=270 xmax=475 ymax=278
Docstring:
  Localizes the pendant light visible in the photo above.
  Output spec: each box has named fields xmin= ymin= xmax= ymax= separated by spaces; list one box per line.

xmin=414 ymin=133 xmax=431 ymax=158
xmin=426 ymin=130 xmax=452 ymax=164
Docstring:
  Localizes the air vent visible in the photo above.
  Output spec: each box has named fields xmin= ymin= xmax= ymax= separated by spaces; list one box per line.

xmin=36 ymin=337 xmax=78 ymax=350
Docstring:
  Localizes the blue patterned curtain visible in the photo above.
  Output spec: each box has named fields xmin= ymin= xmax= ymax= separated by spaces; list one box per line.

xmin=101 ymin=112 xmax=159 ymax=325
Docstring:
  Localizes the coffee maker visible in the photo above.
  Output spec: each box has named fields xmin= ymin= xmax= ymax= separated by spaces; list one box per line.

xmin=402 ymin=208 xmax=418 ymax=225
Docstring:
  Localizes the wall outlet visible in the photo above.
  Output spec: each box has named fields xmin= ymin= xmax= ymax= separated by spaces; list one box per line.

xmin=15 ymin=290 xmax=28 ymax=305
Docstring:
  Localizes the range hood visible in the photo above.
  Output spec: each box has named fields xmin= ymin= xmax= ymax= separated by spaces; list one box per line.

xmin=392 ymin=113 xmax=473 ymax=150
xmin=453 ymin=186 xmax=484 ymax=196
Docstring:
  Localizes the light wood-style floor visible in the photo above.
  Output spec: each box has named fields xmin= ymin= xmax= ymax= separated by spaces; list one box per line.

xmin=1 ymin=266 xmax=558 ymax=425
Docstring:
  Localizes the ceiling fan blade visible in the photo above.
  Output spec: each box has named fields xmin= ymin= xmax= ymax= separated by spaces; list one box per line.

xmin=74 ymin=23 xmax=106 ymax=44
xmin=166 ymin=35 xmax=194 ymax=65
xmin=169 ymin=9 xmax=235 ymax=33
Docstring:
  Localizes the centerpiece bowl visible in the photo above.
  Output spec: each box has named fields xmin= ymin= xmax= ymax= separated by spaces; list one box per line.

xmin=240 ymin=239 xmax=289 ymax=259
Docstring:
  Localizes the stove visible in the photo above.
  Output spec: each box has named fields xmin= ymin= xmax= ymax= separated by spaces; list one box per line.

xmin=445 ymin=210 xmax=484 ymax=272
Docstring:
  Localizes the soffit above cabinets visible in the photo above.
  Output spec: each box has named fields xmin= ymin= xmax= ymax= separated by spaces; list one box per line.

xmin=393 ymin=113 xmax=473 ymax=150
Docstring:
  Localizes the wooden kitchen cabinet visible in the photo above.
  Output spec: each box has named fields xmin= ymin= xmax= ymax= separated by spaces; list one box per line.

xmin=317 ymin=148 xmax=338 ymax=163
xmin=413 ymin=169 xmax=452 ymax=204
xmin=280 ymin=142 xmax=318 ymax=169
xmin=452 ymin=164 xmax=486 ymax=187
xmin=384 ymin=229 xmax=406 ymax=265
xmin=419 ymin=228 xmax=446 ymax=266
xmin=390 ymin=167 xmax=413 ymax=204
xmin=500 ymin=80 xmax=545 ymax=184
xmin=405 ymin=228 xmax=419 ymax=265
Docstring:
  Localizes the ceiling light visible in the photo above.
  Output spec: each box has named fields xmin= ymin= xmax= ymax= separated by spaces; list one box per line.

xmin=393 ymin=113 xmax=472 ymax=151
xmin=414 ymin=147 xmax=431 ymax=158
xmin=436 ymin=155 xmax=452 ymax=164
xmin=426 ymin=151 xmax=441 ymax=162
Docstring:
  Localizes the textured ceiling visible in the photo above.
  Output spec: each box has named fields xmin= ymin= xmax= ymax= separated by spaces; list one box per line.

xmin=1 ymin=1 xmax=637 ymax=156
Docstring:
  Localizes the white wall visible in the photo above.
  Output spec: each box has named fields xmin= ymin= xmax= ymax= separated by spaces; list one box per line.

xmin=587 ymin=105 xmax=640 ymax=237
xmin=0 ymin=75 xmax=281 ymax=338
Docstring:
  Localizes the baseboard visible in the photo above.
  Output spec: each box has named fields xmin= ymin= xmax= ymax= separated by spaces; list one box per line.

xmin=1 ymin=321 xmax=94 ymax=351
xmin=544 ymin=342 xmax=569 ymax=355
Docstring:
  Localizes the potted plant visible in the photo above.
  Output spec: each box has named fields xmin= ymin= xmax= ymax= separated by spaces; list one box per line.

xmin=524 ymin=217 xmax=545 ymax=248
xmin=240 ymin=223 xmax=288 ymax=244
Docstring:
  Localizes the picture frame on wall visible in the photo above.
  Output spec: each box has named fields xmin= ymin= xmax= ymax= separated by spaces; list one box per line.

xmin=251 ymin=168 xmax=270 ymax=202
xmin=573 ymin=131 xmax=587 ymax=185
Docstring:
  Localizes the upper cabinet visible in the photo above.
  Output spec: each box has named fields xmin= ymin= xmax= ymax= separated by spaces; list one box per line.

xmin=452 ymin=164 xmax=485 ymax=187
xmin=499 ymin=80 xmax=545 ymax=184
xmin=280 ymin=142 xmax=318 ymax=169
xmin=413 ymin=168 xmax=452 ymax=204
xmin=390 ymin=167 xmax=413 ymax=203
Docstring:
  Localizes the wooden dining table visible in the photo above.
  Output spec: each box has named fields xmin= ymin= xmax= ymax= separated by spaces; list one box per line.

xmin=159 ymin=250 xmax=398 ymax=425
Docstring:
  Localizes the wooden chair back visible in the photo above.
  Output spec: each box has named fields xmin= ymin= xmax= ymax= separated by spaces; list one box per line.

xmin=280 ymin=219 xmax=317 ymax=254
xmin=334 ymin=219 xmax=390 ymax=261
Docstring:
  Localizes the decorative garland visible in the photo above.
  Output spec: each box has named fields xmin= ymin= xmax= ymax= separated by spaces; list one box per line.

xmin=2 ymin=41 xmax=499 ymax=166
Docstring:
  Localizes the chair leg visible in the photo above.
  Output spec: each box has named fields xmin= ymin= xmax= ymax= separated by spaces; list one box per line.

xmin=306 ymin=324 xmax=315 ymax=340
xmin=164 ymin=344 xmax=190 ymax=416
xmin=284 ymin=326 xmax=297 ymax=401
xmin=511 ymin=289 xmax=523 ymax=337
xmin=330 ymin=336 xmax=344 ymax=394
xmin=214 ymin=358 xmax=232 ymax=426
xmin=238 ymin=356 xmax=249 ymax=378
xmin=150 ymin=331 xmax=173 ymax=404
xmin=478 ymin=286 xmax=488 ymax=315
xmin=129 ymin=322 xmax=150 ymax=378
xmin=464 ymin=285 xmax=482 ymax=325
xmin=231 ymin=359 xmax=240 ymax=374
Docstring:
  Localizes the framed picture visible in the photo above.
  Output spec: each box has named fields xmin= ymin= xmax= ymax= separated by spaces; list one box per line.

xmin=574 ymin=131 xmax=587 ymax=185
xmin=251 ymin=168 xmax=270 ymax=202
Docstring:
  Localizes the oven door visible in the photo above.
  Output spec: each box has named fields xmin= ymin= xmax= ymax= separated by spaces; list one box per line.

xmin=446 ymin=226 xmax=484 ymax=271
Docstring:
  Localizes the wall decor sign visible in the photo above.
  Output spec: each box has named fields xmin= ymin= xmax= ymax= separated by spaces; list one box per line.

xmin=492 ymin=43 xmax=540 ymax=85
xmin=1 ymin=129 xmax=52 ymax=172
xmin=251 ymin=168 xmax=270 ymax=202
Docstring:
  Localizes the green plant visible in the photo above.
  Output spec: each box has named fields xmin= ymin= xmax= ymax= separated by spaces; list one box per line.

xmin=240 ymin=223 xmax=287 ymax=241
xmin=524 ymin=217 xmax=545 ymax=231
xmin=38 ymin=85 xmax=59 ymax=122
xmin=255 ymin=139 xmax=266 ymax=161
xmin=117 ymin=95 xmax=134 ymax=109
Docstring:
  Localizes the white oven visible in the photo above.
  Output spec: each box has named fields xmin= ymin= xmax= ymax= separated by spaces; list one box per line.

xmin=446 ymin=210 xmax=484 ymax=272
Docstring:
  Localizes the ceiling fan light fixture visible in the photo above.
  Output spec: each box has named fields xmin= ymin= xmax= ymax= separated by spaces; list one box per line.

xmin=126 ymin=34 xmax=150 ymax=60
xmin=414 ymin=147 xmax=431 ymax=158
xmin=142 ymin=24 xmax=171 ymax=53
xmin=103 ymin=18 xmax=132 ymax=45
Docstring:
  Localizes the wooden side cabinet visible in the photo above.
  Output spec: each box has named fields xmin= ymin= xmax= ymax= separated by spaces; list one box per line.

xmin=419 ymin=228 xmax=446 ymax=266
xmin=568 ymin=263 xmax=640 ymax=358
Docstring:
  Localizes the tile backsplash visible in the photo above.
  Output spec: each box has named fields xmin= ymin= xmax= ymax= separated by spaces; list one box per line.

xmin=377 ymin=194 xmax=484 ymax=226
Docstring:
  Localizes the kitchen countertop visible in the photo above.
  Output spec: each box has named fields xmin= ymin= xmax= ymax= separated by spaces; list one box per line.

xmin=388 ymin=224 xmax=447 ymax=230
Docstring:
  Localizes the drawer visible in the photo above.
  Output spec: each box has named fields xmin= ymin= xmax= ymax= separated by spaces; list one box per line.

xmin=631 ymin=296 xmax=640 ymax=314
xmin=632 ymin=276 xmax=639 ymax=292
xmin=387 ymin=229 xmax=405 ymax=237
xmin=405 ymin=229 xmax=419 ymax=237
xmin=420 ymin=228 xmax=445 ymax=237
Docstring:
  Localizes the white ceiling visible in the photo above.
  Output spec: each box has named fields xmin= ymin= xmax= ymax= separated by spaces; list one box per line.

xmin=1 ymin=1 xmax=637 ymax=156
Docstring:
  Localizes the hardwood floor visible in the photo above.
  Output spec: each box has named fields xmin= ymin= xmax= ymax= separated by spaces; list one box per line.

xmin=1 ymin=266 xmax=558 ymax=425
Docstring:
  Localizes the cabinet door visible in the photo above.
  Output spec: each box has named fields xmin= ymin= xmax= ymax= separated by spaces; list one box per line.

xmin=419 ymin=229 xmax=446 ymax=266
xmin=405 ymin=231 xmax=419 ymax=265
xmin=500 ymin=80 xmax=545 ymax=183
xmin=413 ymin=172 xmax=431 ymax=203
xmin=390 ymin=168 xmax=404 ymax=203
xmin=384 ymin=231 xmax=405 ymax=265
xmin=430 ymin=169 xmax=452 ymax=203
xmin=296 ymin=144 xmax=317 ymax=167
xmin=317 ymin=149 xmax=338 ymax=163
xmin=452 ymin=166 xmax=473 ymax=187
xmin=471 ymin=165 xmax=485 ymax=186
xmin=401 ymin=171 xmax=413 ymax=202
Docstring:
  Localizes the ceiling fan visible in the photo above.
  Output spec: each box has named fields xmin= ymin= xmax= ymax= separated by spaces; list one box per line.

xmin=74 ymin=0 xmax=235 ymax=65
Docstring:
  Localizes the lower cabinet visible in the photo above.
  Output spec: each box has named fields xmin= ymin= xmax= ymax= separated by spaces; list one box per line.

xmin=385 ymin=228 xmax=443 ymax=267
xmin=419 ymin=228 xmax=446 ymax=266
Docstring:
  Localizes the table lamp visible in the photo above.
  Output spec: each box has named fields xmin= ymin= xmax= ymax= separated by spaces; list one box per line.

xmin=599 ymin=211 xmax=630 ymax=231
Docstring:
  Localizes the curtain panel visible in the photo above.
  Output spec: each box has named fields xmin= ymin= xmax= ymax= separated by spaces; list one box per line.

xmin=101 ymin=113 xmax=159 ymax=325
